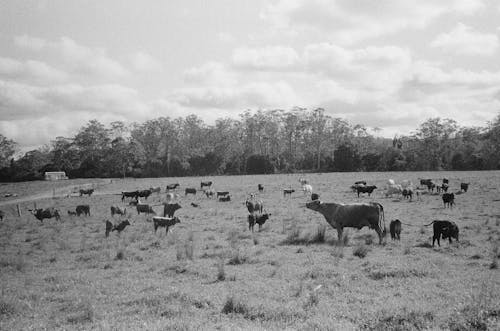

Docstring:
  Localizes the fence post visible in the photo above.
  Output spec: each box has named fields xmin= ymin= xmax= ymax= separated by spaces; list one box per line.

xmin=17 ymin=204 xmax=21 ymax=217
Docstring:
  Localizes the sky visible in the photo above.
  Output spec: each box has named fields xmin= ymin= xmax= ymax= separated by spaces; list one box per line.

xmin=1 ymin=0 xmax=500 ymax=152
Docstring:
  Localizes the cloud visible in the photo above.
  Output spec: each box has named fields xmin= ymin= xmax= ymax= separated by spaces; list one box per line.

xmin=13 ymin=35 xmax=47 ymax=51
xmin=431 ymin=23 xmax=499 ymax=55
xmin=218 ymin=32 xmax=235 ymax=43
xmin=183 ymin=62 xmax=236 ymax=86
xmin=232 ymin=46 xmax=300 ymax=71
xmin=128 ymin=51 xmax=163 ymax=72
xmin=0 ymin=57 xmax=67 ymax=84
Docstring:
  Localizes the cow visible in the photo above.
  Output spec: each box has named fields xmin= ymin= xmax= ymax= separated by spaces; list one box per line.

xmin=122 ymin=191 xmax=138 ymax=201
xmin=389 ymin=219 xmax=402 ymax=240
xmin=442 ymin=178 xmax=449 ymax=184
xmin=299 ymin=178 xmax=308 ymax=185
xmin=110 ymin=206 xmax=126 ymax=217
xmin=166 ymin=183 xmax=180 ymax=191
xmin=76 ymin=205 xmax=90 ymax=216
xmin=420 ymin=179 xmax=433 ymax=186
xmin=219 ymin=195 xmax=231 ymax=202
xmin=460 ymin=183 xmax=469 ymax=192
xmin=165 ymin=192 xmax=180 ymax=202
xmin=0 ymin=210 xmax=4 ymax=221
xmin=129 ymin=199 xmax=139 ymax=206
xmin=105 ymin=219 xmax=131 ymax=237
xmin=385 ymin=184 xmax=403 ymax=198
xmin=201 ymin=181 xmax=213 ymax=189
xmin=79 ymin=188 xmax=94 ymax=197
xmin=136 ymin=203 xmax=156 ymax=215
xmin=258 ymin=184 xmax=264 ymax=192
xmin=442 ymin=193 xmax=455 ymax=208
xmin=67 ymin=210 xmax=77 ymax=216
xmin=437 ymin=183 xmax=449 ymax=193
xmin=401 ymin=180 xmax=413 ymax=189
xmin=302 ymin=184 xmax=313 ymax=195
xmin=163 ymin=203 xmax=181 ymax=217
xmin=150 ymin=187 xmax=161 ymax=195
xmin=29 ymin=208 xmax=61 ymax=222
xmin=216 ymin=191 xmax=230 ymax=198
xmin=402 ymin=188 xmax=413 ymax=201
xmin=305 ymin=200 xmax=386 ymax=244
xmin=246 ymin=199 xmax=263 ymax=215
xmin=356 ymin=185 xmax=377 ymax=197
xmin=204 ymin=188 xmax=215 ymax=198
xmin=248 ymin=213 xmax=270 ymax=232
xmin=283 ymin=189 xmax=295 ymax=197
xmin=137 ymin=189 xmax=152 ymax=200
xmin=185 ymin=188 xmax=197 ymax=196
xmin=424 ymin=220 xmax=459 ymax=247
xmin=311 ymin=193 xmax=320 ymax=201
xmin=152 ymin=216 xmax=180 ymax=234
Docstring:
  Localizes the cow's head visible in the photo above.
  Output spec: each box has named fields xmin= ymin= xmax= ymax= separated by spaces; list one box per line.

xmin=306 ymin=200 xmax=321 ymax=211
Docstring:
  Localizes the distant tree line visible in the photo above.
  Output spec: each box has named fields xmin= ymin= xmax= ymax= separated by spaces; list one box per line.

xmin=1 ymin=108 xmax=499 ymax=181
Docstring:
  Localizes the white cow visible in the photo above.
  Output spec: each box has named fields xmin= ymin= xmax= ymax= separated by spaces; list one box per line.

xmin=302 ymin=184 xmax=313 ymax=195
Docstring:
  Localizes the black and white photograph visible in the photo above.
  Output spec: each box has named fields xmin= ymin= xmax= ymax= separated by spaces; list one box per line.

xmin=1 ymin=1 xmax=499 ymax=330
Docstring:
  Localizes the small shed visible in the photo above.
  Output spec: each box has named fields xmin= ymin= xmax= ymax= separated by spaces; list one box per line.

xmin=44 ymin=171 xmax=68 ymax=181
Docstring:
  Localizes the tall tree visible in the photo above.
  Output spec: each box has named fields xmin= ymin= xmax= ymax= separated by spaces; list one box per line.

xmin=0 ymin=134 xmax=17 ymax=168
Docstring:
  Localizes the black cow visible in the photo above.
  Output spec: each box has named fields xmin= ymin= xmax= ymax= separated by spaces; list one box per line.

xmin=29 ymin=208 xmax=61 ymax=222
xmin=283 ymin=189 xmax=295 ymax=197
xmin=163 ymin=203 xmax=181 ymax=217
xmin=105 ymin=219 xmax=131 ymax=237
xmin=122 ymin=191 xmax=138 ymax=201
xmin=76 ymin=205 xmax=90 ymax=216
xmin=110 ymin=206 xmax=126 ymax=217
xmin=389 ymin=219 xmax=402 ymax=240
xmin=185 ymin=188 xmax=196 ymax=196
xmin=246 ymin=200 xmax=263 ymax=215
xmin=219 ymin=195 xmax=231 ymax=202
xmin=258 ymin=184 xmax=264 ymax=192
xmin=402 ymin=188 xmax=413 ymax=201
xmin=67 ymin=210 xmax=77 ymax=216
xmin=200 ymin=181 xmax=212 ymax=189
xmin=442 ymin=193 xmax=455 ymax=208
xmin=79 ymin=188 xmax=94 ymax=197
xmin=166 ymin=183 xmax=180 ymax=191
xmin=152 ymin=216 xmax=180 ymax=234
xmin=420 ymin=179 xmax=436 ymax=192
xmin=442 ymin=178 xmax=449 ymax=184
xmin=356 ymin=185 xmax=377 ymax=197
xmin=460 ymin=183 xmax=469 ymax=192
xmin=248 ymin=213 xmax=270 ymax=232
xmin=425 ymin=220 xmax=459 ymax=247
xmin=136 ymin=203 xmax=156 ymax=215
xmin=217 ymin=191 xmax=230 ymax=198
xmin=311 ymin=193 xmax=320 ymax=201
xmin=137 ymin=189 xmax=152 ymax=200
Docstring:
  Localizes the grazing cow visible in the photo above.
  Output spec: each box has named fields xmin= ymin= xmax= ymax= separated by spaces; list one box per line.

xmin=302 ymin=184 xmax=313 ymax=195
xmin=442 ymin=193 xmax=455 ymax=208
xmin=460 ymin=183 xmax=469 ymax=192
xmin=311 ymin=193 xmax=320 ymax=201
xmin=248 ymin=213 xmax=271 ymax=232
xmin=425 ymin=220 xmax=459 ymax=247
xmin=166 ymin=183 xmax=180 ymax=191
xmin=258 ymin=184 xmax=264 ymax=192
xmin=152 ymin=216 xmax=180 ymax=234
xmin=204 ymin=188 xmax=215 ymax=198
xmin=185 ymin=188 xmax=196 ymax=196
xmin=163 ymin=203 xmax=181 ymax=217
xmin=79 ymin=188 xmax=94 ymax=197
xmin=122 ymin=191 xmax=138 ymax=201
xmin=305 ymin=200 xmax=386 ymax=244
xmin=150 ymin=187 xmax=161 ymax=194
xmin=110 ymin=206 xmax=126 ymax=217
xmin=385 ymin=184 xmax=403 ymax=198
xmin=0 ymin=210 xmax=4 ymax=221
xmin=200 ymin=181 xmax=212 ymax=189
xmin=105 ymin=219 xmax=131 ymax=237
xmin=356 ymin=185 xmax=377 ymax=197
xmin=216 ymin=191 xmax=230 ymax=198
xmin=219 ymin=195 xmax=231 ymax=202
xmin=29 ymin=208 xmax=61 ymax=222
xmin=67 ymin=210 xmax=77 ymax=216
xmin=402 ymin=188 xmax=413 ymax=201
xmin=389 ymin=219 xmax=402 ymax=240
xmin=137 ymin=189 xmax=152 ymax=200
xmin=136 ymin=203 xmax=156 ymax=215
xmin=246 ymin=199 xmax=263 ymax=215
xmin=283 ymin=189 xmax=295 ymax=197
xmin=76 ymin=205 xmax=90 ymax=216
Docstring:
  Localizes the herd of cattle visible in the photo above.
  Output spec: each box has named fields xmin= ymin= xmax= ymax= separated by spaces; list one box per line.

xmin=1 ymin=176 xmax=470 ymax=249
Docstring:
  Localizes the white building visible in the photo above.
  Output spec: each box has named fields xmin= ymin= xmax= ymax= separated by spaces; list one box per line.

xmin=44 ymin=171 xmax=68 ymax=181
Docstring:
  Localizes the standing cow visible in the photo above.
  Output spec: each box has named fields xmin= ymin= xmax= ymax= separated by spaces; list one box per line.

xmin=389 ymin=219 xmax=402 ymax=240
xmin=425 ymin=220 xmax=459 ymax=247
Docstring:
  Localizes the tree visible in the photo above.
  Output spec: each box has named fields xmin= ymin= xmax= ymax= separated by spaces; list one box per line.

xmin=0 ymin=134 xmax=17 ymax=168
xmin=246 ymin=154 xmax=274 ymax=174
xmin=74 ymin=120 xmax=111 ymax=177
xmin=333 ymin=144 xmax=360 ymax=172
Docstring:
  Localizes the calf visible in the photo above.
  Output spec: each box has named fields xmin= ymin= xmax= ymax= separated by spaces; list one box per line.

xmin=76 ymin=205 xmax=90 ymax=216
xmin=302 ymin=184 xmax=313 ymax=195
xmin=258 ymin=184 xmax=264 ymax=192
xmin=442 ymin=193 xmax=455 ymax=208
xmin=163 ymin=202 xmax=181 ymax=217
xmin=460 ymin=183 xmax=469 ymax=192
xmin=217 ymin=191 xmax=230 ymax=198
xmin=136 ymin=203 xmax=156 ymax=215
xmin=200 ymin=181 xmax=212 ymax=189
xmin=425 ymin=220 xmax=459 ymax=247
xmin=67 ymin=210 xmax=77 ymax=216
xmin=166 ymin=183 xmax=180 ymax=191
xmin=402 ymin=188 xmax=413 ymax=201
xmin=29 ymin=208 xmax=61 ymax=222
xmin=185 ymin=188 xmax=196 ymax=196
xmin=152 ymin=216 xmax=180 ymax=234
xmin=248 ymin=213 xmax=271 ymax=232
xmin=105 ymin=219 xmax=131 ymax=237
xmin=110 ymin=206 xmax=126 ymax=217
xmin=389 ymin=219 xmax=402 ymax=240
xmin=356 ymin=185 xmax=377 ymax=197
xmin=219 ymin=195 xmax=231 ymax=202
xmin=79 ymin=188 xmax=94 ymax=197
xmin=283 ymin=189 xmax=295 ymax=197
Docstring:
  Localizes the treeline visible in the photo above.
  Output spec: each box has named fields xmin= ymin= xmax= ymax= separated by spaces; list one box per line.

xmin=1 ymin=108 xmax=499 ymax=181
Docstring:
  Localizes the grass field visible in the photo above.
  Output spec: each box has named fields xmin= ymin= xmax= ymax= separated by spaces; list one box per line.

xmin=1 ymin=171 xmax=499 ymax=330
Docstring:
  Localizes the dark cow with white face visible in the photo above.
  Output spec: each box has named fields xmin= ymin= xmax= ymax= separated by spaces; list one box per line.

xmin=29 ymin=208 xmax=61 ymax=222
xmin=152 ymin=216 xmax=180 ymax=234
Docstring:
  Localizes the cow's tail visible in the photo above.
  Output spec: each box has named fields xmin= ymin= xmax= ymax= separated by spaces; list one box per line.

xmin=423 ymin=220 xmax=436 ymax=227
xmin=374 ymin=202 xmax=385 ymax=236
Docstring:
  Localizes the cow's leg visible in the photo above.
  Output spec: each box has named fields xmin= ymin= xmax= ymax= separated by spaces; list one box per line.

xmin=374 ymin=226 xmax=383 ymax=244
xmin=336 ymin=228 xmax=344 ymax=245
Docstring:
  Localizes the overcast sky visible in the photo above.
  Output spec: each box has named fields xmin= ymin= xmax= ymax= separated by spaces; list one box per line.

xmin=1 ymin=0 xmax=500 ymax=151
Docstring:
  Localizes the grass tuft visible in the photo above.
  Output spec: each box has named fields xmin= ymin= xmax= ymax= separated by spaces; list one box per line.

xmin=367 ymin=308 xmax=434 ymax=330
xmin=216 ymin=259 xmax=225 ymax=281
xmin=115 ymin=249 xmax=125 ymax=260
xmin=353 ymin=244 xmax=369 ymax=258
xmin=308 ymin=224 xmax=326 ymax=244
xmin=221 ymin=295 xmax=248 ymax=315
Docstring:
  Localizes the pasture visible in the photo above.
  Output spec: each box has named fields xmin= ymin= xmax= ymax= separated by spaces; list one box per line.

xmin=1 ymin=171 xmax=499 ymax=330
